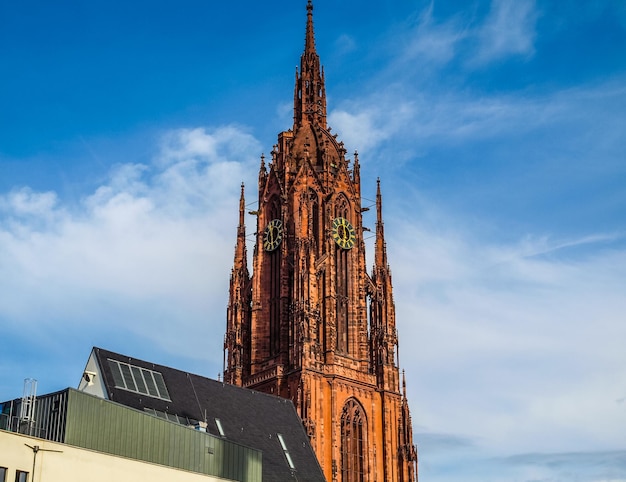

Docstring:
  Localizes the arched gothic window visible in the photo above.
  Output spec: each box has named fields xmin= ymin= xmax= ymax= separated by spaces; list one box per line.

xmin=335 ymin=195 xmax=350 ymax=353
xmin=267 ymin=198 xmax=282 ymax=356
xmin=341 ymin=398 xmax=367 ymax=482
xmin=308 ymin=189 xmax=320 ymax=253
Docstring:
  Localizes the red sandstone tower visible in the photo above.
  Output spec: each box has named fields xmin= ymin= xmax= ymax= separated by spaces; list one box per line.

xmin=225 ymin=2 xmax=417 ymax=481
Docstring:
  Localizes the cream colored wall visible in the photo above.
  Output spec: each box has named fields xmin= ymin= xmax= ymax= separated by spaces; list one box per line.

xmin=0 ymin=430 xmax=233 ymax=482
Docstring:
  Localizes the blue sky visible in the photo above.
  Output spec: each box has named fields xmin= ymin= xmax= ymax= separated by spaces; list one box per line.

xmin=1 ymin=1 xmax=626 ymax=480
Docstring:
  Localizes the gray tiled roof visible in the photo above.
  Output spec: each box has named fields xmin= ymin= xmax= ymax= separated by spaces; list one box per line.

xmin=92 ymin=347 xmax=326 ymax=482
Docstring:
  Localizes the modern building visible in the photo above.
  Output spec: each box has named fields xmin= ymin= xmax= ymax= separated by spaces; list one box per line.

xmin=224 ymin=2 xmax=418 ymax=481
xmin=1 ymin=347 xmax=326 ymax=482
xmin=1 ymin=429 xmax=232 ymax=482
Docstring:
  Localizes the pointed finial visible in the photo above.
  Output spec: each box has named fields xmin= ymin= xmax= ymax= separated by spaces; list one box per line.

xmin=239 ymin=183 xmax=246 ymax=226
xmin=305 ymin=0 xmax=316 ymax=54
xmin=376 ymin=178 xmax=383 ymax=219
xmin=352 ymin=150 xmax=361 ymax=183
xmin=295 ymin=0 xmax=326 ymax=128
xmin=374 ymin=177 xmax=387 ymax=268
xmin=259 ymin=153 xmax=267 ymax=176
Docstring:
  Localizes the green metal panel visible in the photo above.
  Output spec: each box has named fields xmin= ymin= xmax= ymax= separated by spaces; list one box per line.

xmin=64 ymin=389 xmax=262 ymax=482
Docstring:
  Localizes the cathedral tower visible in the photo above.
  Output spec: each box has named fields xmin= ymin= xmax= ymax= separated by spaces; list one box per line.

xmin=224 ymin=2 xmax=417 ymax=480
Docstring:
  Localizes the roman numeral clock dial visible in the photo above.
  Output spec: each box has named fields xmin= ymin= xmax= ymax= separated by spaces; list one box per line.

xmin=331 ymin=217 xmax=356 ymax=249
xmin=263 ymin=219 xmax=284 ymax=252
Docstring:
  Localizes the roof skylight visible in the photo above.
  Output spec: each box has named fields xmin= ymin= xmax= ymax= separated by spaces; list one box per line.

xmin=277 ymin=433 xmax=296 ymax=470
xmin=215 ymin=418 xmax=225 ymax=437
xmin=108 ymin=359 xmax=171 ymax=401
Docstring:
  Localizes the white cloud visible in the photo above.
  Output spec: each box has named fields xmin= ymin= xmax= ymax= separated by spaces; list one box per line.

xmin=381 ymin=0 xmax=537 ymax=74
xmin=2 ymin=188 xmax=59 ymax=216
xmin=0 ymin=125 xmax=261 ymax=366
xmin=334 ymin=33 xmax=357 ymax=56
xmin=473 ymin=0 xmax=538 ymax=64
xmin=327 ymin=26 xmax=626 ymax=461
xmin=326 ymin=65 xmax=626 ymax=457
xmin=157 ymin=126 xmax=258 ymax=166
xmin=390 ymin=212 xmax=626 ymax=454
xmin=329 ymin=98 xmax=416 ymax=155
xmin=327 ymin=75 xmax=626 ymax=197
xmin=402 ymin=3 xmax=467 ymax=65
xmin=329 ymin=109 xmax=391 ymax=153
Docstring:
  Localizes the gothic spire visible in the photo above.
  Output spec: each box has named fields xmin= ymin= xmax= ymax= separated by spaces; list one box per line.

xmin=294 ymin=0 xmax=327 ymax=128
xmin=375 ymin=178 xmax=388 ymax=269
xmin=224 ymin=183 xmax=251 ymax=386
xmin=370 ymin=178 xmax=397 ymax=389
xmin=235 ymin=183 xmax=248 ymax=267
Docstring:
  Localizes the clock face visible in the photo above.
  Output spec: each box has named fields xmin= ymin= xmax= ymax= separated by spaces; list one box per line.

xmin=332 ymin=217 xmax=356 ymax=250
xmin=263 ymin=219 xmax=283 ymax=252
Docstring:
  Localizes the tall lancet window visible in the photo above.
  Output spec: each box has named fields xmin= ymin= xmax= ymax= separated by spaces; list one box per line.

xmin=267 ymin=198 xmax=282 ymax=356
xmin=334 ymin=195 xmax=351 ymax=353
xmin=308 ymin=189 xmax=320 ymax=254
xmin=340 ymin=398 xmax=367 ymax=482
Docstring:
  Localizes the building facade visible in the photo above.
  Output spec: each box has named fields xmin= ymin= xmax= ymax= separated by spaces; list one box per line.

xmin=1 ymin=387 xmax=256 ymax=482
xmin=224 ymin=2 xmax=418 ymax=481
xmin=2 ymin=346 xmax=326 ymax=482
xmin=1 ymin=430 xmax=229 ymax=482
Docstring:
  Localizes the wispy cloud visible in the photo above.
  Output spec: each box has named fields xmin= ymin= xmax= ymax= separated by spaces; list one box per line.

xmin=401 ymin=2 xmax=468 ymax=65
xmin=331 ymin=77 xmax=626 ymax=168
xmin=386 ymin=0 xmax=538 ymax=73
xmin=420 ymin=447 xmax=626 ymax=482
xmin=502 ymin=450 xmax=626 ymax=481
xmin=329 ymin=98 xmax=414 ymax=153
xmin=1 ymin=188 xmax=59 ymax=218
xmin=393 ymin=213 xmax=626 ymax=454
xmin=473 ymin=0 xmax=538 ymax=64
xmin=327 ymin=7 xmax=626 ymax=466
xmin=417 ymin=432 xmax=477 ymax=452
xmin=408 ymin=236 xmax=626 ymax=480
xmin=333 ymin=33 xmax=357 ymax=56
